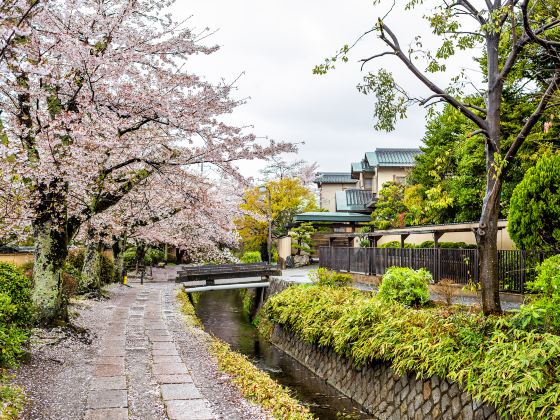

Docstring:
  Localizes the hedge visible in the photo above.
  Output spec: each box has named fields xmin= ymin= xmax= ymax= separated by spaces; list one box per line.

xmin=264 ymin=285 xmax=560 ymax=419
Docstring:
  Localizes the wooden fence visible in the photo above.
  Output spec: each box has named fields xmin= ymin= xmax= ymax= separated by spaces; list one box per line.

xmin=318 ymin=247 xmax=552 ymax=293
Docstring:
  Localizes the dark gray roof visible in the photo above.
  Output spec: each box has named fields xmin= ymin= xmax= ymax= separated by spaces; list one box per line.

xmin=294 ymin=212 xmax=372 ymax=223
xmin=336 ymin=189 xmax=376 ymax=213
xmin=365 ymin=148 xmax=421 ymax=167
xmin=314 ymin=172 xmax=356 ymax=185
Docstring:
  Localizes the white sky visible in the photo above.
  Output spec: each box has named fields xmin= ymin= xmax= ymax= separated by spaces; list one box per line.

xmin=172 ymin=0 xmax=478 ymax=176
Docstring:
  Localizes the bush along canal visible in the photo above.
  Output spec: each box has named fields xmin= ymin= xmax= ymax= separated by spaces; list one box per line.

xmin=191 ymin=288 xmax=368 ymax=419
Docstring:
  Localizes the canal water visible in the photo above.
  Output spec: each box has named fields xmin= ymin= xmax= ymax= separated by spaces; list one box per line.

xmin=194 ymin=289 xmax=369 ymax=419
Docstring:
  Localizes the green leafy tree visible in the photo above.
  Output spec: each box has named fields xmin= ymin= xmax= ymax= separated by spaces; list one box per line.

xmin=509 ymin=153 xmax=560 ymax=250
xmin=315 ymin=0 xmax=560 ymax=313
xmin=236 ymin=178 xmax=318 ymax=252
xmin=289 ymin=222 xmax=317 ymax=255
xmin=371 ymin=182 xmax=407 ymax=229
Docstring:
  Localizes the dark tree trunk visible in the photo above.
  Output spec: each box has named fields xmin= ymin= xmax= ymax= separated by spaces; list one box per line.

xmin=31 ymin=180 xmax=69 ymax=324
xmin=112 ymin=236 xmax=126 ymax=283
xmin=136 ymin=241 xmax=146 ymax=272
xmin=477 ymin=32 xmax=504 ymax=314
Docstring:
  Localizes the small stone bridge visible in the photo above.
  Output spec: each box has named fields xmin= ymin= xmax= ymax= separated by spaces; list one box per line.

xmin=175 ymin=263 xmax=282 ymax=293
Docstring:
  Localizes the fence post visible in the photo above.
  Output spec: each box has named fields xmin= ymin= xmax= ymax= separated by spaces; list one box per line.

xmin=347 ymin=247 xmax=351 ymax=273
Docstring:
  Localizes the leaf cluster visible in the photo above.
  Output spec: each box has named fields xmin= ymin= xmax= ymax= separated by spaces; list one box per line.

xmin=264 ymin=285 xmax=560 ymax=419
xmin=509 ymin=153 xmax=560 ymax=250
xmin=378 ymin=267 xmax=431 ymax=307
xmin=308 ymin=268 xmax=352 ymax=287
xmin=0 ymin=263 xmax=32 ymax=367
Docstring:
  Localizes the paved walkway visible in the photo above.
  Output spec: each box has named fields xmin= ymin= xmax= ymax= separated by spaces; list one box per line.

xmin=84 ymin=279 xmax=214 ymax=420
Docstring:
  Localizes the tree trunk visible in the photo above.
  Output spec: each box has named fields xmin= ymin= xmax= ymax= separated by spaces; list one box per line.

xmin=80 ymin=227 xmax=102 ymax=292
xmin=31 ymin=182 xmax=69 ymax=324
xmin=136 ymin=241 xmax=146 ymax=272
xmin=112 ymin=236 xmax=126 ymax=283
xmin=476 ymin=187 xmax=502 ymax=314
xmin=478 ymin=31 xmax=503 ymax=314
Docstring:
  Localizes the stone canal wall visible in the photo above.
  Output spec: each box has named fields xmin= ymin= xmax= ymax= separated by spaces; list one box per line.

xmin=265 ymin=278 xmax=503 ymax=420
xmin=271 ymin=326 xmax=502 ymax=419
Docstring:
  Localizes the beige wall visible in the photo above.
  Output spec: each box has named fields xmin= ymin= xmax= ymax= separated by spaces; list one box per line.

xmin=374 ymin=167 xmax=408 ymax=193
xmin=319 ymin=183 xmax=358 ymax=211
xmin=277 ymin=237 xmax=292 ymax=261
xmin=375 ymin=229 xmax=515 ymax=250
xmin=0 ymin=253 xmax=34 ymax=267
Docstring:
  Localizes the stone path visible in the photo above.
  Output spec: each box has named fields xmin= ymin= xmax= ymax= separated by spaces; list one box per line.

xmin=84 ymin=281 xmax=215 ymax=420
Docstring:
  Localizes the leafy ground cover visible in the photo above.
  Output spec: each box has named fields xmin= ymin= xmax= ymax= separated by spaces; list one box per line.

xmin=264 ymin=284 xmax=560 ymax=419
xmin=177 ymin=291 xmax=313 ymax=419
xmin=0 ymin=263 xmax=33 ymax=419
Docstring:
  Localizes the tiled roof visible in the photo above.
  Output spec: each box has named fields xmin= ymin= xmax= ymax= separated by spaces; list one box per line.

xmin=365 ymin=148 xmax=421 ymax=167
xmin=314 ymin=172 xmax=356 ymax=185
xmin=294 ymin=212 xmax=372 ymax=223
xmin=336 ymin=189 xmax=376 ymax=213
xmin=351 ymin=160 xmax=375 ymax=176
xmin=347 ymin=189 xmax=375 ymax=206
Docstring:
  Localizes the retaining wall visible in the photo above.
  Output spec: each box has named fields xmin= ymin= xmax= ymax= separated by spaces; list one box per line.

xmin=266 ymin=279 xmax=503 ymax=420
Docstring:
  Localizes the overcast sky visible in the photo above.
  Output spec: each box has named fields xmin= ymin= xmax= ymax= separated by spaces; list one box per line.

xmin=172 ymin=1 xmax=473 ymax=176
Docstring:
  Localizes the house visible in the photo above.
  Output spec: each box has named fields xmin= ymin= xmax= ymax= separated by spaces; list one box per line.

xmin=351 ymin=148 xmax=421 ymax=194
xmin=314 ymin=172 xmax=358 ymax=212
xmin=314 ymin=148 xmax=421 ymax=214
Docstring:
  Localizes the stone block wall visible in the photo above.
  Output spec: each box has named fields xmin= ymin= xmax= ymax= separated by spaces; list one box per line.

xmin=271 ymin=325 xmax=503 ymax=420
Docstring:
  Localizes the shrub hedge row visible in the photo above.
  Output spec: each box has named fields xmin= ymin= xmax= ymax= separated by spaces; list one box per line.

xmin=264 ymin=285 xmax=560 ymax=419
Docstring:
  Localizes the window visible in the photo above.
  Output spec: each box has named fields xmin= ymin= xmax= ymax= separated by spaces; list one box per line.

xmin=394 ymin=176 xmax=406 ymax=184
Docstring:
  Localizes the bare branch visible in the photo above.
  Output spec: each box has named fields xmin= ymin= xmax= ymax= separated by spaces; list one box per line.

xmin=503 ymin=70 xmax=560 ymax=170
xmin=521 ymin=0 xmax=560 ymax=50
xmin=360 ymin=51 xmax=395 ymax=70
xmin=377 ymin=21 xmax=488 ymax=131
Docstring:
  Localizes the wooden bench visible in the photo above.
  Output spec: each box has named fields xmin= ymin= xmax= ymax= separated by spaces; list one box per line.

xmin=176 ymin=263 xmax=282 ymax=290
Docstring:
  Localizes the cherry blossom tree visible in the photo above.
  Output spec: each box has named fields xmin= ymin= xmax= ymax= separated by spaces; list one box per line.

xmin=0 ymin=0 xmax=293 ymax=323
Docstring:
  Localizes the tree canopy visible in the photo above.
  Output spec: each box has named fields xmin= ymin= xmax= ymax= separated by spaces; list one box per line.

xmin=315 ymin=0 xmax=560 ymax=313
xmin=236 ymin=178 xmax=318 ymax=252
xmin=509 ymin=153 xmax=560 ymax=250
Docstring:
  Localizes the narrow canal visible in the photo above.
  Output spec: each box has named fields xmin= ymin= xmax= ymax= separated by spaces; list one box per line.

xmin=194 ymin=289 xmax=368 ymax=419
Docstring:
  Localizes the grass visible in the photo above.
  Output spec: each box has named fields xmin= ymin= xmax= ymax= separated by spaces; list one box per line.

xmin=0 ymin=371 xmax=25 ymax=420
xmin=264 ymin=284 xmax=560 ymax=420
xmin=176 ymin=290 xmax=314 ymax=419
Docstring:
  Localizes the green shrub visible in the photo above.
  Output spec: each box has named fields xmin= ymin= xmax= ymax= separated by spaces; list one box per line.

xmin=513 ymin=255 xmax=560 ymax=333
xmin=417 ymin=241 xmax=477 ymax=249
xmin=123 ymin=247 xmax=137 ymax=267
xmin=378 ymin=266 xmax=431 ymax=307
xmin=264 ymin=285 xmax=560 ymax=419
xmin=378 ymin=241 xmax=416 ymax=248
xmin=309 ymin=267 xmax=352 ymax=287
xmin=123 ymin=246 xmax=165 ymax=267
xmin=0 ymin=263 xmax=32 ymax=367
xmin=240 ymin=251 xmax=262 ymax=263
xmin=0 ymin=371 xmax=25 ymax=418
xmin=145 ymin=247 xmax=165 ymax=266
xmin=0 ymin=263 xmax=32 ymax=326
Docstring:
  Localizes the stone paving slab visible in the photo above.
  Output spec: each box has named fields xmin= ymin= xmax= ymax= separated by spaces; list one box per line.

xmin=150 ymin=335 xmax=174 ymax=342
xmin=153 ymin=355 xmax=183 ymax=364
xmin=152 ymin=348 xmax=180 ymax=356
xmin=96 ymin=356 xmax=125 ymax=367
xmin=165 ymin=399 xmax=214 ymax=420
xmin=153 ymin=362 xmax=189 ymax=375
xmin=156 ymin=374 xmax=194 ymax=384
xmin=94 ymin=363 xmax=125 ymax=377
xmin=161 ymin=383 xmax=202 ymax=400
xmin=84 ymin=408 xmax=129 ymax=420
xmin=152 ymin=341 xmax=177 ymax=350
xmin=90 ymin=376 xmax=127 ymax=390
xmin=87 ymin=389 xmax=128 ymax=409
